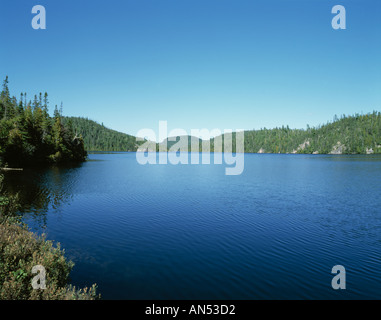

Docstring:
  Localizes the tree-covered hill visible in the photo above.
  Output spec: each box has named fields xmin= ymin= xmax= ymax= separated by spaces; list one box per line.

xmin=242 ymin=112 xmax=381 ymax=154
xmin=62 ymin=117 xmax=141 ymax=152
xmin=156 ymin=135 xmax=203 ymax=152
xmin=201 ymin=112 xmax=381 ymax=154
xmin=157 ymin=112 xmax=381 ymax=155
xmin=0 ymin=77 xmax=87 ymax=167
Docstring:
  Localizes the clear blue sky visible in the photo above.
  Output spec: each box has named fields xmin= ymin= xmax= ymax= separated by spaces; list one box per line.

xmin=0 ymin=0 xmax=380 ymax=138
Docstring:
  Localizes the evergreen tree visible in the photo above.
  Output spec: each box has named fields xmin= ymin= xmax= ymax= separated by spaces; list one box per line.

xmin=0 ymin=77 xmax=87 ymax=167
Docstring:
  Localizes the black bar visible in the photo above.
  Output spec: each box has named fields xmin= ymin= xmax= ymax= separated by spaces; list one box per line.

xmin=1 ymin=300 xmax=379 ymax=318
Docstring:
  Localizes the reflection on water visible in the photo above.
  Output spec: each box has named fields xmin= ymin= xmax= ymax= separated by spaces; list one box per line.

xmin=3 ymin=163 xmax=83 ymax=228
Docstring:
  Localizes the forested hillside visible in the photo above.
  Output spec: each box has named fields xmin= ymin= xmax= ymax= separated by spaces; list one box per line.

xmin=157 ymin=112 xmax=381 ymax=154
xmin=62 ymin=117 xmax=140 ymax=152
xmin=0 ymin=77 xmax=87 ymax=167
xmin=242 ymin=112 xmax=381 ymax=154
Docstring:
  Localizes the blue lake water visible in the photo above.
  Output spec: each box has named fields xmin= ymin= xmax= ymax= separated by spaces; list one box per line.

xmin=5 ymin=153 xmax=381 ymax=299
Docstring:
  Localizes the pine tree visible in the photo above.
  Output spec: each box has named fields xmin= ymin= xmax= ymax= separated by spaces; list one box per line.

xmin=0 ymin=77 xmax=87 ymax=166
xmin=32 ymin=95 xmax=39 ymax=109
xmin=0 ymin=76 xmax=10 ymax=103
xmin=43 ymin=92 xmax=48 ymax=112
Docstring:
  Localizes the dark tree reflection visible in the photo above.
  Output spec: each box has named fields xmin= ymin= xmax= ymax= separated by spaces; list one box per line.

xmin=2 ymin=163 xmax=83 ymax=228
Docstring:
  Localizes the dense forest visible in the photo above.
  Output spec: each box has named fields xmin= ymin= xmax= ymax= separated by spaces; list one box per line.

xmin=61 ymin=117 xmax=140 ymax=152
xmin=0 ymin=77 xmax=87 ymax=167
xmin=157 ymin=113 xmax=381 ymax=155
xmin=64 ymin=111 xmax=381 ymax=155
xmin=241 ymin=112 xmax=381 ymax=154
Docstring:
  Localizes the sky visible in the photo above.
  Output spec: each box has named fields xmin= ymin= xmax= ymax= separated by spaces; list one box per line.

xmin=0 ymin=0 xmax=380 ymax=139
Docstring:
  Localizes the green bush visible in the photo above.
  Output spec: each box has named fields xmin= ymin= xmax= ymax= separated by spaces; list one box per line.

xmin=0 ymin=174 xmax=20 ymax=225
xmin=0 ymin=174 xmax=100 ymax=300
xmin=0 ymin=221 xmax=100 ymax=300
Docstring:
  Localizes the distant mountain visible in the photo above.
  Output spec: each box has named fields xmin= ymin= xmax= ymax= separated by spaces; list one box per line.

xmin=64 ymin=112 xmax=381 ymax=155
xmin=157 ymin=135 xmax=203 ymax=151
xmin=242 ymin=111 xmax=381 ymax=154
xmin=156 ymin=134 xmax=238 ymax=153
xmin=156 ymin=112 xmax=381 ymax=155
xmin=62 ymin=117 xmax=142 ymax=152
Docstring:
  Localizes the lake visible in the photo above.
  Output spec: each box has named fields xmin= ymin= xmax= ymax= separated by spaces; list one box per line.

xmin=4 ymin=153 xmax=381 ymax=299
